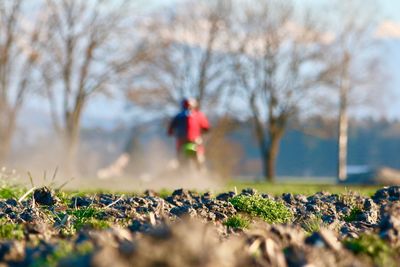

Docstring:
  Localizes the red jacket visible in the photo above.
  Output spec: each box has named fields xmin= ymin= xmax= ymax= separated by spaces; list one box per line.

xmin=187 ymin=110 xmax=209 ymax=141
xmin=168 ymin=109 xmax=210 ymax=142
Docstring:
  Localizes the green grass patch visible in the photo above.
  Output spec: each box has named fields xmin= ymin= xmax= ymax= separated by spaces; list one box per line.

xmin=158 ymin=188 xmax=172 ymax=199
xmin=343 ymin=207 xmax=363 ymax=222
xmin=344 ymin=234 xmax=397 ymax=267
xmin=56 ymin=191 xmax=72 ymax=205
xmin=223 ymin=214 xmax=251 ymax=229
xmin=0 ymin=218 xmax=24 ymax=240
xmin=228 ymin=181 xmax=379 ymax=197
xmin=30 ymin=241 xmax=94 ymax=267
xmin=67 ymin=207 xmax=108 ymax=231
xmin=81 ymin=218 xmax=110 ymax=230
xmin=0 ymin=184 xmax=25 ymax=199
xmin=301 ymin=214 xmax=326 ymax=234
xmin=69 ymin=207 xmax=101 ymax=219
xmin=339 ymin=189 xmax=364 ymax=207
xmin=229 ymin=195 xmax=292 ymax=224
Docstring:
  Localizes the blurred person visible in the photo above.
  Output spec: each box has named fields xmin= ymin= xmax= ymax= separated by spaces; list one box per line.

xmin=168 ymin=98 xmax=210 ymax=169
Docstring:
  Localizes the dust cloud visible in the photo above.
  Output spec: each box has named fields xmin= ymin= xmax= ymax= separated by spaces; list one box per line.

xmin=3 ymin=136 xmax=224 ymax=193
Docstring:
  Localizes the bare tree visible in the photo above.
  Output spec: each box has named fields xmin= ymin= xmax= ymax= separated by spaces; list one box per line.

xmin=39 ymin=0 xmax=139 ymax=174
xmin=114 ymin=0 xmax=238 ymax=177
xmin=0 ymin=0 xmax=42 ymax=163
xmin=318 ymin=0 xmax=381 ymax=182
xmin=233 ymin=0 xmax=325 ymax=182
xmin=129 ymin=0 xmax=233 ymax=113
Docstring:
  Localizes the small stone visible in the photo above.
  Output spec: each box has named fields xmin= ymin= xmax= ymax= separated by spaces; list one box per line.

xmin=241 ymin=188 xmax=257 ymax=196
xmin=359 ymin=211 xmax=378 ymax=225
xmin=213 ymin=212 xmax=227 ymax=221
xmin=388 ymin=186 xmax=400 ymax=198
xmin=322 ymin=215 xmax=337 ymax=224
xmin=261 ymin=193 xmax=273 ymax=199
xmin=379 ymin=203 xmax=400 ymax=245
xmin=306 ymin=204 xmax=320 ymax=213
xmin=172 ymin=189 xmax=190 ymax=197
xmin=170 ymin=206 xmax=196 ymax=217
xmin=26 ymin=222 xmax=48 ymax=235
xmin=33 ymin=187 xmax=57 ymax=206
xmin=294 ymin=194 xmax=308 ymax=203
xmin=70 ymin=197 xmax=92 ymax=208
xmin=5 ymin=199 xmax=18 ymax=207
xmin=136 ymin=207 xmax=149 ymax=213
xmin=372 ymin=187 xmax=390 ymax=203
xmin=20 ymin=210 xmax=35 ymax=222
xmin=99 ymin=194 xmax=113 ymax=205
xmin=340 ymin=224 xmax=360 ymax=239
xmin=128 ymin=220 xmax=142 ymax=232
xmin=216 ymin=192 xmax=235 ymax=201
xmin=282 ymin=193 xmax=294 ymax=204
xmin=306 ymin=229 xmax=342 ymax=251
xmin=363 ymin=199 xmax=376 ymax=211
xmin=201 ymin=192 xmax=213 ymax=202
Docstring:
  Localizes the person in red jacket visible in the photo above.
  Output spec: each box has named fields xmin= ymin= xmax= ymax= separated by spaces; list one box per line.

xmin=168 ymin=98 xmax=210 ymax=168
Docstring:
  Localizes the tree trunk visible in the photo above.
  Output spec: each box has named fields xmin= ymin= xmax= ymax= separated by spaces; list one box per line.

xmin=337 ymin=84 xmax=349 ymax=182
xmin=64 ymin=121 xmax=80 ymax=176
xmin=263 ymin=131 xmax=283 ymax=183
xmin=0 ymin=114 xmax=17 ymax=165
xmin=337 ymin=52 xmax=350 ymax=182
xmin=0 ymin=136 xmax=12 ymax=164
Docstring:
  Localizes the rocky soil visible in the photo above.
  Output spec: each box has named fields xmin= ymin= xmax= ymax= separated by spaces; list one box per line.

xmin=0 ymin=186 xmax=399 ymax=266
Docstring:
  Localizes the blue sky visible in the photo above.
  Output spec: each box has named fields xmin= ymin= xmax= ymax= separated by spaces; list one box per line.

xmin=381 ymin=0 xmax=400 ymax=21
xmin=145 ymin=0 xmax=400 ymax=21
xmin=125 ymin=0 xmax=400 ymax=120
xmin=23 ymin=0 xmax=400 ymax=130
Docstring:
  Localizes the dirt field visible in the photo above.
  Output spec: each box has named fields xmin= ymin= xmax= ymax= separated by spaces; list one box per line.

xmin=0 ymin=182 xmax=399 ymax=266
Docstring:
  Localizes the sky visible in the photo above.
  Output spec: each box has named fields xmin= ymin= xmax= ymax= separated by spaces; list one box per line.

xmin=365 ymin=0 xmax=400 ymax=119
xmin=149 ymin=0 xmax=400 ymax=22
xmin=97 ymin=0 xmax=400 ymax=121
xmin=381 ymin=0 xmax=400 ymax=21
xmin=156 ymin=0 xmax=400 ymax=120
xmin=22 ymin=0 xmax=400 ymax=132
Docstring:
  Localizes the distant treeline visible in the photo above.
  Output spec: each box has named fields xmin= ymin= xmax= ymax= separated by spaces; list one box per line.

xmin=230 ymin=118 xmax=400 ymax=177
xmin=77 ymin=118 xmax=400 ymax=178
